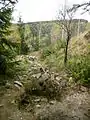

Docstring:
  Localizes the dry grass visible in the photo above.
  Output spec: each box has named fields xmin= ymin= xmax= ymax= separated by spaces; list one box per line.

xmin=69 ymin=31 xmax=90 ymax=56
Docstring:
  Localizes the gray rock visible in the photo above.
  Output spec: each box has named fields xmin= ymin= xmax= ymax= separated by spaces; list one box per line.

xmin=14 ymin=81 xmax=23 ymax=88
xmin=0 ymin=104 xmax=4 ymax=107
xmin=40 ymin=67 xmax=45 ymax=73
xmin=60 ymin=80 xmax=67 ymax=87
xmin=36 ymin=104 xmax=41 ymax=108
xmin=49 ymin=101 xmax=56 ymax=105
xmin=28 ymin=56 xmax=37 ymax=61
xmin=32 ymin=73 xmax=41 ymax=79
xmin=51 ymin=74 xmax=55 ymax=81
xmin=56 ymin=76 xmax=62 ymax=81
xmin=41 ymin=98 xmax=48 ymax=102
xmin=41 ymin=72 xmax=50 ymax=81
xmin=80 ymin=86 xmax=87 ymax=92
xmin=34 ymin=99 xmax=41 ymax=102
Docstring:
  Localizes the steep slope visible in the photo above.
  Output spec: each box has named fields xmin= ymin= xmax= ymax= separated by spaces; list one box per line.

xmin=69 ymin=31 xmax=90 ymax=56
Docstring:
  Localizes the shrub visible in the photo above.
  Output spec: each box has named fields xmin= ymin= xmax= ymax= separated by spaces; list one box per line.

xmin=55 ymin=39 xmax=66 ymax=50
xmin=67 ymin=55 xmax=90 ymax=85
xmin=41 ymin=46 xmax=55 ymax=59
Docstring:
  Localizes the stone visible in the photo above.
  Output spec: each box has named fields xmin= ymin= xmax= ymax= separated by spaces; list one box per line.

xmin=36 ymin=73 xmax=42 ymax=79
xmin=69 ymin=77 xmax=73 ymax=83
xmin=0 ymin=104 xmax=4 ymax=107
xmin=41 ymin=72 xmax=49 ymax=81
xmin=51 ymin=74 xmax=55 ymax=81
xmin=49 ymin=101 xmax=56 ymax=105
xmin=46 ymin=69 xmax=49 ymax=73
xmin=11 ymin=100 xmax=15 ymax=104
xmin=54 ymin=73 xmax=59 ymax=77
xmin=34 ymin=99 xmax=41 ymax=102
xmin=36 ymin=104 xmax=41 ymax=108
xmin=32 ymin=73 xmax=41 ymax=79
xmin=56 ymin=76 xmax=62 ymax=81
xmin=14 ymin=84 xmax=21 ymax=90
xmin=68 ymin=77 xmax=74 ymax=85
xmin=41 ymin=98 xmax=48 ymax=102
xmin=55 ymin=81 xmax=60 ymax=86
xmin=14 ymin=81 xmax=23 ymax=88
xmin=60 ymin=80 xmax=67 ymax=87
xmin=40 ymin=67 xmax=45 ymax=73
xmin=28 ymin=56 xmax=37 ymax=61
xmin=80 ymin=86 xmax=87 ymax=92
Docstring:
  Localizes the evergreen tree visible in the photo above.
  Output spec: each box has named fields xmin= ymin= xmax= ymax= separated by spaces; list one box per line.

xmin=18 ymin=15 xmax=29 ymax=54
xmin=0 ymin=0 xmax=17 ymax=74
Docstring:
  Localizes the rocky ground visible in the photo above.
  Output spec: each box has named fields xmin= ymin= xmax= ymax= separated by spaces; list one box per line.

xmin=0 ymin=55 xmax=90 ymax=120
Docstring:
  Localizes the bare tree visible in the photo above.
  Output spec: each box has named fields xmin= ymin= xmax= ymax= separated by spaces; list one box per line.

xmin=71 ymin=1 xmax=90 ymax=14
xmin=57 ymin=6 xmax=76 ymax=64
xmin=0 ymin=0 xmax=17 ymax=10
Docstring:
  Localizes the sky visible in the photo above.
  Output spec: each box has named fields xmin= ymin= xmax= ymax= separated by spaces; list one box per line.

xmin=12 ymin=0 xmax=90 ymax=23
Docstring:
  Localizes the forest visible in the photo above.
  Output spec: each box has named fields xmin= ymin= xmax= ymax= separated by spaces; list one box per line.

xmin=0 ymin=0 xmax=90 ymax=120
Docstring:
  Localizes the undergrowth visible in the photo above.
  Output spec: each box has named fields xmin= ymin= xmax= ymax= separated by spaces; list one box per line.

xmin=67 ymin=54 xmax=90 ymax=85
xmin=41 ymin=39 xmax=90 ymax=85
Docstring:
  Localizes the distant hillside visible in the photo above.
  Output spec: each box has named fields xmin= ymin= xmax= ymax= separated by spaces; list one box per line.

xmin=8 ymin=19 xmax=89 ymax=52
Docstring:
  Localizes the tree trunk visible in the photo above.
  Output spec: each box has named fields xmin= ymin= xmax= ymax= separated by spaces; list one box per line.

xmin=64 ymin=35 xmax=70 ymax=64
xmin=20 ymin=39 xmax=23 ymax=54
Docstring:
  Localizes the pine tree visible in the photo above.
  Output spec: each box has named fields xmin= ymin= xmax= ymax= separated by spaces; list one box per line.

xmin=0 ymin=0 xmax=17 ymax=74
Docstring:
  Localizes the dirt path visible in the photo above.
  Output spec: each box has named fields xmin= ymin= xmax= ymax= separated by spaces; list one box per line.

xmin=0 ymin=84 xmax=90 ymax=120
